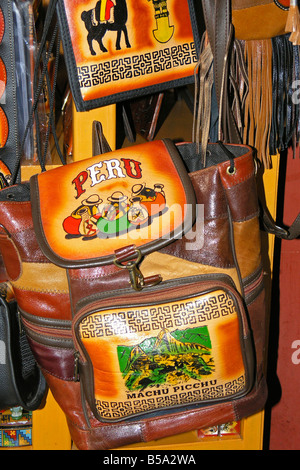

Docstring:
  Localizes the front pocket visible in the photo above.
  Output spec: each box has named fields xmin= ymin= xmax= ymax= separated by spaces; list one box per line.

xmin=73 ymin=275 xmax=255 ymax=422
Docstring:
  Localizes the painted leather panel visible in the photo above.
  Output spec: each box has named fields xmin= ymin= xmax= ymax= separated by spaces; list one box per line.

xmin=75 ymin=285 xmax=251 ymax=422
xmin=31 ymin=140 xmax=196 ymax=267
xmin=232 ymin=0 xmax=288 ymax=40
xmin=58 ymin=0 xmax=198 ymax=107
xmin=0 ymin=56 xmax=7 ymax=100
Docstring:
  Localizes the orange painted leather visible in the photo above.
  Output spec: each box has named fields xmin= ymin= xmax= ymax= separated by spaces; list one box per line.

xmin=0 ymin=57 xmax=7 ymax=100
xmin=0 ymin=6 xmax=4 ymax=45
xmin=0 ymin=107 xmax=8 ymax=148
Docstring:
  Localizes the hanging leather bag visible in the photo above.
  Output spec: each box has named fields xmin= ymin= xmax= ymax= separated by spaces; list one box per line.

xmin=0 ymin=137 xmax=271 ymax=450
xmin=0 ymin=0 xmax=299 ymax=450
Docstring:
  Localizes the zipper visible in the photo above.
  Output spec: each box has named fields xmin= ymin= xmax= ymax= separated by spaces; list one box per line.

xmin=74 ymin=351 xmax=80 ymax=382
xmin=75 ymin=276 xmax=241 ymax=320
xmin=22 ymin=317 xmax=72 ymax=339
xmin=75 ymin=273 xmax=236 ymax=313
xmin=21 ymin=316 xmax=73 ymax=340
xmin=20 ymin=311 xmax=78 ymax=381
xmin=243 ymin=268 xmax=264 ymax=304
xmin=73 ymin=274 xmax=251 ymax=352
xmin=20 ymin=311 xmax=73 ymax=351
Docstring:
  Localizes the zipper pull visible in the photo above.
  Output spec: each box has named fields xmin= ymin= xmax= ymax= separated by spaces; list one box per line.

xmin=74 ymin=351 xmax=80 ymax=382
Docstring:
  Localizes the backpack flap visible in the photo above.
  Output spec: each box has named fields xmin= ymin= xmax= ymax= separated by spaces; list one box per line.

xmin=30 ymin=139 xmax=196 ymax=271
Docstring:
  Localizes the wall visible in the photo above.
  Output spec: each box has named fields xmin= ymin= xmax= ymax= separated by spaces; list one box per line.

xmin=268 ymin=148 xmax=300 ymax=450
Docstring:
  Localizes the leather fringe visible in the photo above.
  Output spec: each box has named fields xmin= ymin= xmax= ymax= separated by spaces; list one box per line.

xmin=229 ymin=40 xmax=249 ymax=141
xmin=270 ymin=35 xmax=300 ymax=158
xmin=231 ymin=35 xmax=299 ymax=167
xmin=193 ymin=33 xmax=300 ymax=169
xmin=242 ymin=40 xmax=273 ymax=169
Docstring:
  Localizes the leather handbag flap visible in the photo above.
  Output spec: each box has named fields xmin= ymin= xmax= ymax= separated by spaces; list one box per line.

xmin=30 ymin=139 xmax=196 ymax=268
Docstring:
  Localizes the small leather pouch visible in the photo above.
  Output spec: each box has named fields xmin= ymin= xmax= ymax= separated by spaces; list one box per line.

xmin=56 ymin=0 xmax=200 ymax=110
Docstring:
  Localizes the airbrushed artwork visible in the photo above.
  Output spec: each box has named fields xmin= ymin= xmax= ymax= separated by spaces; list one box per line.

xmin=61 ymin=0 xmax=198 ymax=104
xmin=33 ymin=141 xmax=193 ymax=264
xmin=78 ymin=289 xmax=247 ymax=421
xmin=63 ymin=181 xmax=167 ymax=239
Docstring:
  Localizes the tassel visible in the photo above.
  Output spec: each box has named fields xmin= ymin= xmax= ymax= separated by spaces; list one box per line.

xmin=285 ymin=0 xmax=300 ymax=45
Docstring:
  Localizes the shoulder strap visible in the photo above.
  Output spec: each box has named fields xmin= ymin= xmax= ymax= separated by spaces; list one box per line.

xmin=261 ymin=203 xmax=300 ymax=240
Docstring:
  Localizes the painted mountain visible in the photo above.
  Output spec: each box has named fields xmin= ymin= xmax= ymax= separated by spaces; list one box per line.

xmin=117 ymin=326 xmax=214 ymax=391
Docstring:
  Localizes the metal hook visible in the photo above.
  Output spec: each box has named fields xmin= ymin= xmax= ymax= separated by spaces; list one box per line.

xmin=113 ymin=248 xmax=162 ymax=291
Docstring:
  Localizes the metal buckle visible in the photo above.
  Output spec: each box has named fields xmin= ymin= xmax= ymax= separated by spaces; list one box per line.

xmin=113 ymin=248 xmax=162 ymax=291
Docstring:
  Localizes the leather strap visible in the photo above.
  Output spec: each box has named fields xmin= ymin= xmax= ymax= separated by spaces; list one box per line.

xmin=92 ymin=121 xmax=112 ymax=156
xmin=10 ymin=0 xmax=64 ymax=184
xmin=193 ymin=40 xmax=214 ymax=164
xmin=201 ymin=0 xmax=241 ymax=144
xmin=261 ymin=203 xmax=300 ymax=240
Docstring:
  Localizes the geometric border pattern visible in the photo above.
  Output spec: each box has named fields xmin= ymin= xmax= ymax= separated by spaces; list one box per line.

xmin=78 ymin=42 xmax=197 ymax=89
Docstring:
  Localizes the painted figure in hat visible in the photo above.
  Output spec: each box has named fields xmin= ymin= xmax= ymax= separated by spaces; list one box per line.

xmin=63 ymin=194 xmax=103 ymax=237
xmin=97 ymin=191 xmax=131 ymax=236
xmin=63 ymin=182 xmax=167 ymax=240
xmin=130 ymin=183 xmax=166 ymax=219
